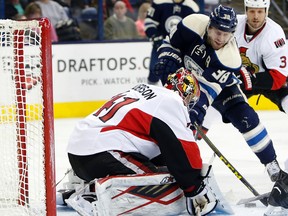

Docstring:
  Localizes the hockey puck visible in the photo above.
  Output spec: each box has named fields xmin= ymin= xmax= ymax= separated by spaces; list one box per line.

xmin=244 ymin=203 xmax=257 ymax=208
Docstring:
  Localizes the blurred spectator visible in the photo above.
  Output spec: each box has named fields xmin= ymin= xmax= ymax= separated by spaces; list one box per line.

xmin=135 ymin=2 xmax=151 ymax=39
xmin=53 ymin=0 xmax=73 ymax=18
xmin=106 ymin=0 xmax=135 ymax=18
xmin=5 ymin=3 xmax=19 ymax=19
xmin=35 ymin=0 xmax=82 ymax=41
xmin=55 ymin=19 xmax=81 ymax=41
xmin=24 ymin=2 xmax=58 ymax=42
xmin=204 ymin=0 xmax=219 ymax=15
xmin=78 ymin=7 xmax=98 ymax=40
xmin=5 ymin=0 xmax=26 ymax=19
xmin=11 ymin=0 xmax=25 ymax=16
xmin=35 ymin=0 xmax=69 ymax=27
xmin=54 ymin=0 xmax=71 ymax=8
xmin=68 ymin=0 xmax=88 ymax=19
xmin=105 ymin=0 xmax=116 ymax=18
xmin=104 ymin=0 xmax=138 ymax=40
xmin=83 ymin=0 xmax=93 ymax=8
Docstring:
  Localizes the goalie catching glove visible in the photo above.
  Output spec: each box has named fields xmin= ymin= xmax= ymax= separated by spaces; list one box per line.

xmin=186 ymin=166 xmax=218 ymax=215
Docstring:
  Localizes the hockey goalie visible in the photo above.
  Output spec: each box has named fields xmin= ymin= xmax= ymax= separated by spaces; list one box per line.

xmin=59 ymin=68 xmax=233 ymax=215
xmin=59 ymin=164 xmax=233 ymax=216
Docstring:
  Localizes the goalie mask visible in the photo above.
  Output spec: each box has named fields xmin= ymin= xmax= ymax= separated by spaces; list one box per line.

xmin=164 ymin=68 xmax=200 ymax=106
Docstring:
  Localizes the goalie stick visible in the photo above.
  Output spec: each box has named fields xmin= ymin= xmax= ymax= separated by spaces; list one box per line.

xmin=194 ymin=122 xmax=268 ymax=207
xmin=237 ymin=192 xmax=270 ymax=205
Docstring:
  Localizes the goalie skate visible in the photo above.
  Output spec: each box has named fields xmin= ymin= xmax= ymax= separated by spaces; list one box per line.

xmin=264 ymin=205 xmax=288 ymax=216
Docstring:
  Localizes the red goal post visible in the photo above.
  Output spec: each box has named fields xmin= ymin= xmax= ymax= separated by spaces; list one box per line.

xmin=0 ymin=18 xmax=56 ymax=216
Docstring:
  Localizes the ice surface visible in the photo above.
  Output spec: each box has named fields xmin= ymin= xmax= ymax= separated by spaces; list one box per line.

xmin=55 ymin=111 xmax=288 ymax=216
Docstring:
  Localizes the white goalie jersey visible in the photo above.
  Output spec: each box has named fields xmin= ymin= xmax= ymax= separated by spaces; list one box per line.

xmin=67 ymin=83 xmax=197 ymax=160
xmin=235 ymin=15 xmax=288 ymax=78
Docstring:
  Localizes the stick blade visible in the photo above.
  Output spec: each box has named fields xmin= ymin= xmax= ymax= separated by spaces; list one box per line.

xmin=237 ymin=192 xmax=270 ymax=205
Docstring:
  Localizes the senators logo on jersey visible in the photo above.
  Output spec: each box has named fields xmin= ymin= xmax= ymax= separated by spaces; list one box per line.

xmin=239 ymin=47 xmax=259 ymax=74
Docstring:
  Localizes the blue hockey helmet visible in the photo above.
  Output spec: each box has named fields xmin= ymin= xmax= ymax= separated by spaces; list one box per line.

xmin=209 ymin=5 xmax=238 ymax=32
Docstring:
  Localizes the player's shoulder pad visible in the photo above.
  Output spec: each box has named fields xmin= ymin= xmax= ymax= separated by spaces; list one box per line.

xmin=153 ymin=0 xmax=174 ymax=5
xmin=182 ymin=0 xmax=200 ymax=12
xmin=216 ymin=38 xmax=242 ymax=69
xmin=182 ymin=14 xmax=209 ymax=37
xmin=265 ymin=17 xmax=286 ymax=37
xmin=254 ymin=18 xmax=288 ymax=51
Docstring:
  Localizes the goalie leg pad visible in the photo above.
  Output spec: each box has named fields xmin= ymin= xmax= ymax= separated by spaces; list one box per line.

xmin=94 ymin=173 xmax=186 ymax=216
xmin=65 ymin=166 xmax=233 ymax=216
xmin=202 ymin=164 xmax=234 ymax=215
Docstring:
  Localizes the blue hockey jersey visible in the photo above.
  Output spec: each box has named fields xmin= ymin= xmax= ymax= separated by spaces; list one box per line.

xmin=144 ymin=0 xmax=199 ymax=39
xmin=158 ymin=13 xmax=242 ymax=105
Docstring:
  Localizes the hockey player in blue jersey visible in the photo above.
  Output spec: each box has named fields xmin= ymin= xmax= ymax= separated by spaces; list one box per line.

xmin=154 ymin=4 xmax=281 ymax=182
xmin=144 ymin=0 xmax=199 ymax=85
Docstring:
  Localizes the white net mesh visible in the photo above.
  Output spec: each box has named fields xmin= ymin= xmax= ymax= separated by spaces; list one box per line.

xmin=0 ymin=19 xmax=47 ymax=216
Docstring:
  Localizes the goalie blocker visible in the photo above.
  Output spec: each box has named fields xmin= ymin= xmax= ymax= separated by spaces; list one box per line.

xmin=65 ymin=164 xmax=233 ymax=216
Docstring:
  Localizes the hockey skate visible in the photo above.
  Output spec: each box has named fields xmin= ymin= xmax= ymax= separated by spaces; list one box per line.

xmin=264 ymin=205 xmax=288 ymax=216
xmin=265 ymin=170 xmax=288 ymax=216
xmin=266 ymin=160 xmax=281 ymax=182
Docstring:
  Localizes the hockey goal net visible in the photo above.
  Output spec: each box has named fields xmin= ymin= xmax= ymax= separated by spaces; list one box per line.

xmin=0 ymin=18 xmax=56 ymax=216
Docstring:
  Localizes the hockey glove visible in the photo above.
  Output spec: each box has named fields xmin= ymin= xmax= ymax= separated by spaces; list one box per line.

xmin=234 ymin=66 xmax=256 ymax=91
xmin=194 ymin=126 xmax=208 ymax=141
xmin=154 ymin=57 xmax=182 ymax=85
xmin=268 ymin=170 xmax=288 ymax=209
xmin=151 ymin=35 xmax=163 ymax=49
xmin=186 ymin=166 xmax=218 ymax=215
xmin=189 ymin=94 xmax=208 ymax=128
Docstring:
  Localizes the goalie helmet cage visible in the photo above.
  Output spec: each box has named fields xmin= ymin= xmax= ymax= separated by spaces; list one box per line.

xmin=0 ymin=18 xmax=56 ymax=216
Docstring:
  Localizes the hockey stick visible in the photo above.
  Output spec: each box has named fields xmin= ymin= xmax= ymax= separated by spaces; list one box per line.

xmin=237 ymin=192 xmax=270 ymax=205
xmin=194 ymin=122 xmax=268 ymax=207
xmin=56 ymin=168 xmax=72 ymax=187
